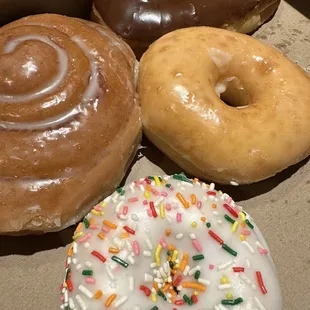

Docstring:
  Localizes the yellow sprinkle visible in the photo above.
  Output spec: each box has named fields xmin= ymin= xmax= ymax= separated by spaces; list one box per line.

xmin=239 ymin=212 xmax=246 ymax=222
xmin=151 ymin=293 xmax=157 ymax=302
xmin=240 ymin=235 xmax=246 ymax=241
xmin=155 ymin=244 xmax=163 ymax=266
xmin=103 ymin=220 xmax=117 ymax=229
xmin=173 ymin=264 xmax=180 ymax=270
xmin=218 ymin=190 xmax=223 ymax=195
xmin=144 ymin=191 xmax=150 ymax=199
xmin=160 ymin=204 xmax=165 ymax=219
xmin=100 ymin=202 xmax=107 ymax=208
xmin=63 ymin=282 xmax=67 ymax=288
xmin=72 ymin=231 xmax=83 ymax=241
xmin=154 ymin=176 xmax=161 ymax=186
xmin=226 ymin=293 xmax=233 ymax=299
xmin=120 ymin=232 xmax=129 ymax=239
xmin=232 ymin=221 xmax=239 ymax=233
xmin=67 ymin=244 xmax=73 ymax=257
xmin=75 ymin=222 xmax=83 ymax=233
xmin=91 ymin=210 xmax=101 ymax=216
xmin=171 ymin=250 xmax=178 ymax=262
xmin=191 ymin=222 xmax=197 ymax=228
xmin=98 ymin=232 xmax=105 ymax=240
xmin=221 ymin=276 xmax=229 ymax=284
xmin=193 ymin=291 xmax=199 ymax=296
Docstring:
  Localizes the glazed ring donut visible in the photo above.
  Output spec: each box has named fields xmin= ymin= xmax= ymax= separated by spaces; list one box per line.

xmin=60 ymin=174 xmax=282 ymax=309
xmin=138 ymin=27 xmax=310 ymax=185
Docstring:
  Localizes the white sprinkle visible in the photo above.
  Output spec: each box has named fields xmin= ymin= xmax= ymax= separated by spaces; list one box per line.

xmin=130 ymin=184 xmax=135 ymax=193
xmin=167 ymin=276 xmax=172 ymax=283
xmin=129 ymin=277 xmax=134 ymax=291
xmin=177 ymin=285 xmax=182 ymax=291
xmin=76 ymin=264 xmax=82 ymax=271
xmin=198 ymin=278 xmax=211 ymax=286
xmin=113 ymin=237 xmax=124 ymax=249
xmin=175 ymin=259 xmax=180 ymax=264
xmin=103 ymin=195 xmax=112 ymax=203
xmin=128 ymin=255 xmax=135 ymax=265
xmin=176 ymin=233 xmax=184 ymax=240
xmin=64 ymin=290 xmax=69 ymax=303
xmin=158 ymin=283 xmax=163 ymax=289
xmin=112 ymin=193 xmax=119 ymax=203
xmin=166 ymin=215 xmax=172 ymax=223
xmin=73 ymin=242 xmax=77 ymax=254
xmin=156 ymin=270 xmax=161 ymax=278
xmin=246 ymin=258 xmax=251 ymax=268
xmin=144 ymin=273 xmax=154 ymax=282
xmin=125 ymin=240 xmax=133 ymax=252
xmin=151 ymin=181 xmax=155 ymax=186
xmin=106 ymin=264 xmax=116 ymax=281
xmin=153 ymin=269 xmax=157 ymax=275
xmin=60 ymin=304 xmax=65 ymax=309
xmin=239 ymin=273 xmax=256 ymax=289
xmin=143 ymin=251 xmax=152 ymax=257
xmin=139 ymin=184 xmax=145 ymax=191
xmin=72 ymin=258 xmax=77 ymax=265
xmin=154 ymin=278 xmax=163 ymax=283
xmin=213 ymin=211 xmax=219 ymax=216
xmin=151 ymin=288 xmax=157 ymax=294
xmin=242 ymin=241 xmax=255 ymax=254
xmin=159 ymin=267 xmax=167 ymax=278
xmin=78 ymin=285 xmax=93 ymax=299
xmin=188 ymin=265 xmax=201 ymax=276
xmin=163 ymin=261 xmax=169 ymax=273
xmin=254 ymin=296 xmax=267 ymax=310
xmin=218 ymin=260 xmax=233 ymax=271
xmin=115 ymin=201 xmax=124 ymax=213
xmin=183 ymin=265 xmax=190 ymax=276
xmin=154 ymin=197 xmax=164 ymax=207
xmin=166 ymin=292 xmax=172 ymax=298
xmin=114 ymin=296 xmax=128 ymax=308
xmin=119 ymin=214 xmax=128 ymax=221
xmin=131 ymin=213 xmax=139 ymax=221
xmin=218 ymin=284 xmax=232 ymax=290
xmin=209 ymin=183 xmax=215 ymax=190
xmin=75 ymin=295 xmax=87 ymax=310
xmin=68 ymin=297 xmax=75 ymax=309
xmin=145 ymin=237 xmax=153 ymax=250
xmin=150 ymin=262 xmax=157 ymax=268
xmin=217 ymin=220 xmax=223 ymax=225
xmin=84 ymin=242 xmax=90 ymax=248
xmin=67 ymin=257 xmax=71 ymax=265
xmin=255 ymin=241 xmax=265 ymax=249
xmin=181 ymin=181 xmax=194 ymax=187
xmin=119 ymin=195 xmax=125 ymax=201
xmin=189 ymin=233 xmax=196 ymax=240
xmin=85 ymin=261 xmax=92 ymax=268
xmin=203 ymin=196 xmax=208 ymax=201
xmin=180 ymin=186 xmax=185 ymax=191
xmin=230 ymin=181 xmax=239 ymax=186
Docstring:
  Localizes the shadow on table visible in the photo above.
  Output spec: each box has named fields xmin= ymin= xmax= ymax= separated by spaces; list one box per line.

xmin=285 ymin=0 xmax=310 ymax=19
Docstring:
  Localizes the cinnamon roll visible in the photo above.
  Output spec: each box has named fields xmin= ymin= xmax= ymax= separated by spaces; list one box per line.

xmin=0 ymin=14 xmax=141 ymax=233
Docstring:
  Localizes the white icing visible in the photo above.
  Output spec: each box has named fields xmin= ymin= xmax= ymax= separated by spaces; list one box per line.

xmin=208 ymin=48 xmax=232 ymax=71
xmin=62 ymin=175 xmax=282 ymax=309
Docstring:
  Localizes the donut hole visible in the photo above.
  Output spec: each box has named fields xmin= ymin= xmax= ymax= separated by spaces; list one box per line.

xmin=216 ymin=77 xmax=251 ymax=108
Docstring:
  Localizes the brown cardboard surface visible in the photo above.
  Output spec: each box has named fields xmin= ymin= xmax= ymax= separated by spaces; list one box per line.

xmin=0 ymin=1 xmax=309 ymax=309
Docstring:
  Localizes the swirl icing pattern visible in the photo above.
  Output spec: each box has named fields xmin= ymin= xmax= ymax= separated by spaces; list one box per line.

xmin=0 ymin=14 xmax=141 ymax=233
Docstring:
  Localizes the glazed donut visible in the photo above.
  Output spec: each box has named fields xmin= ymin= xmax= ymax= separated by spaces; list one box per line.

xmin=0 ymin=14 xmax=141 ymax=233
xmin=60 ymin=173 xmax=283 ymax=309
xmin=138 ymin=27 xmax=310 ymax=185
xmin=91 ymin=0 xmax=281 ymax=58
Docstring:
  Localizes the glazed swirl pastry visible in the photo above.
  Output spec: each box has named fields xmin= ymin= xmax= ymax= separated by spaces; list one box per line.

xmin=0 ymin=14 xmax=141 ymax=233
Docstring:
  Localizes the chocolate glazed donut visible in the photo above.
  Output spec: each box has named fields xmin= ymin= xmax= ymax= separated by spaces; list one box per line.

xmin=92 ymin=0 xmax=281 ymax=58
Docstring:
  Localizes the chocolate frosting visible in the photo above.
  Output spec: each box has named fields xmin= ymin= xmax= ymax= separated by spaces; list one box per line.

xmin=94 ymin=0 xmax=280 ymax=42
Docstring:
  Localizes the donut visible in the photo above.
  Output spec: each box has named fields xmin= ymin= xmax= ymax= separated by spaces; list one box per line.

xmin=91 ymin=0 xmax=281 ymax=58
xmin=0 ymin=14 xmax=141 ymax=233
xmin=60 ymin=173 xmax=283 ymax=310
xmin=138 ymin=27 xmax=310 ymax=185
xmin=0 ymin=0 xmax=93 ymax=26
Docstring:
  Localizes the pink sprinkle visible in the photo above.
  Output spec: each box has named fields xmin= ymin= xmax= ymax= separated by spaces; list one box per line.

xmin=176 ymin=213 xmax=182 ymax=222
xmin=196 ymin=201 xmax=202 ymax=209
xmin=241 ymin=230 xmax=251 ymax=236
xmin=209 ymin=264 xmax=215 ymax=270
xmin=159 ymin=238 xmax=167 ymax=248
xmin=60 ymin=295 xmax=64 ymax=302
xmin=78 ymin=232 xmax=92 ymax=244
xmin=143 ymin=200 xmax=148 ymax=205
xmin=225 ymin=197 xmax=232 ymax=204
xmin=128 ymin=197 xmax=138 ymax=203
xmin=161 ymin=191 xmax=168 ymax=197
xmin=102 ymin=226 xmax=110 ymax=233
xmin=147 ymin=209 xmax=153 ymax=217
xmin=122 ymin=206 xmax=128 ymax=215
xmin=259 ymin=247 xmax=268 ymax=255
xmin=152 ymin=189 xmax=160 ymax=196
xmin=165 ymin=203 xmax=172 ymax=211
xmin=116 ymin=213 xmax=121 ymax=219
xmin=192 ymin=239 xmax=202 ymax=252
xmin=132 ymin=240 xmax=140 ymax=256
xmin=169 ymin=186 xmax=174 ymax=191
xmin=89 ymin=224 xmax=100 ymax=230
xmin=94 ymin=205 xmax=103 ymax=211
xmin=85 ymin=277 xmax=96 ymax=284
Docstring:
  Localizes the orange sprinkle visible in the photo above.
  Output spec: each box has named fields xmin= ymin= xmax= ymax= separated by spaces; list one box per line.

xmin=103 ymin=220 xmax=117 ymax=229
xmin=171 ymin=269 xmax=176 ymax=275
xmin=75 ymin=222 xmax=83 ymax=233
xmin=94 ymin=290 xmax=103 ymax=299
xmin=97 ymin=232 xmax=105 ymax=240
xmin=105 ymin=294 xmax=117 ymax=307
xmin=191 ymin=194 xmax=197 ymax=205
xmin=180 ymin=253 xmax=188 ymax=272
xmin=212 ymin=203 xmax=217 ymax=209
xmin=120 ymin=232 xmax=130 ymax=239
xmin=67 ymin=244 xmax=73 ymax=257
xmin=171 ymin=297 xmax=176 ymax=303
xmin=241 ymin=222 xmax=246 ymax=228
xmin=89 ymin=218 xmax=95 ymax=225
xmin=193 ymin=178 xmax=199 ymax=183
xmin=165 ymin=229 xmax=171 ymax=236
xmin=153 ymin=282 xmax=159 ymax=291
xmin=176 ymin=192 xmax=189 ymax=208
xmin=146 ymin=185 xmax=153 ymax=191
xmin=168 ymin=244 xmax=176 ymax=251
xmin=108 ymin=247 xmax=120 ymax=254
xmin=162 ymin=179 xmax=167 ymax=184
xmin=168 ymin=257 xmax=172 ymax=262
xmin=200 ymin=217 xmax=207 ymax=222
xmin=182 ymin=282 xmax=206 ymax=292
xmin=162 ymin=283 xmax=171 ymax=292
xmin=169 ymin=289 xmax=177 ymax=297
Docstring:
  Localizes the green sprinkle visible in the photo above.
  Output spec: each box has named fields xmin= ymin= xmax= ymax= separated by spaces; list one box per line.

xmin=65 ymin=268 xmax=71 ymax=280
xmin=116 ymin=187 xmax=123 ymax=193
xmin=222 ymin=244 xmax=238 ymax=257
xmin=192 ymin=254 xmax=205 ymax=261
xmin=111 ymin=255 xmax=129 ymax=268
xmin=173 ymin=173 xmax=193 ymax=184
xmin=206 ymin=222 xmax=211 ymax=228
xmin=167 ymin=251 xmax=172 ymax=256
xmin=159 ymin=177 xmax=162 ymax=182
xmin=82 ymin=269 xmax=93 ymax=276
xmin=233 ymin=297 xmax=244 ymax=305
xmin=148 ymin=176 xmax=155 ymax=180
xmin=83 ymin=218 xmax=90 ymax=229
xmin=245 ymin=219 xmax=254 ymax=229
xmin=169 ymin=261 xmax=175 ymax=269
xmin=157 ymin=290 xmax=167 ymax=301
xmin=221 ymin=299 xmax=234 ymax=305
xmin=224 ymin=214 xmax=235 ymax=224
xmin=150 ymin=307 xmax=158 ymax=310
xmin=183 ymin=294 xmax=191 ymax=303
xmin=165 ymin=184 xmax=172 ymax=188
xmin=120 ymin=189 xmax=125 ymax=196
xmin=194 ymin=270 xmax=201 ymax=280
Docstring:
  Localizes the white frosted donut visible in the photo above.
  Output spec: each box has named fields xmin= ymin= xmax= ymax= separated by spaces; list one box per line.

xmin=60 ymin=174 xmax=282 ymax=310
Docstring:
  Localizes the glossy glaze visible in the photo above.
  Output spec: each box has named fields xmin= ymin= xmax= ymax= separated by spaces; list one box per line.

xmin=0 ymin=14 xmax=141 ymax=233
